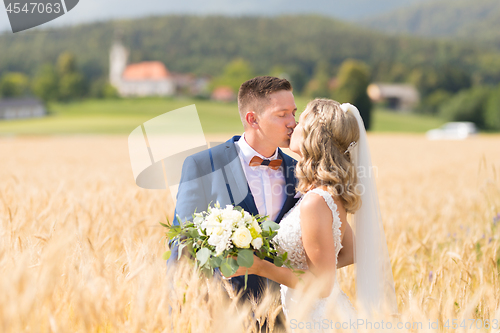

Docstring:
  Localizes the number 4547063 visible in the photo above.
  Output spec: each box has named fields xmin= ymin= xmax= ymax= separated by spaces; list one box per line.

xmin=6 ymin=2 xmax=62 ymax=14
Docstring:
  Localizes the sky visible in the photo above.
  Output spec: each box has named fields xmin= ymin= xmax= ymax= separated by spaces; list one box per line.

xmin=0 ymin=0 xmax=428 ymax=33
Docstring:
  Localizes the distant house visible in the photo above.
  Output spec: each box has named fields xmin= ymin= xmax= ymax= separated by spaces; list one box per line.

xmin=109 ymin=41 xmax=207 ymax=97
xmin=171 ymin=73 xmax=210 ymax=96
xmin=0 ymin=98 xmax=46 ymax=120
xmin=211 ymin=86 xmax=236 ymax=102
xmin=367 ymin=83 xmax=420 ymax=111
xmin=110 ymin=42 xmax=175 ymax=97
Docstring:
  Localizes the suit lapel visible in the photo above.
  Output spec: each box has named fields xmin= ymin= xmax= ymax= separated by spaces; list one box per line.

xmin=275 ymin=149 xmax=299 ymax=223
xmin=223 ymin=136 xmax=259 ymax=215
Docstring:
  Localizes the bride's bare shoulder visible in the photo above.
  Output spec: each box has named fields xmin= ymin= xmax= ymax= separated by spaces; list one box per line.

xmin=300 ymin=191 xmax=347 ymax=230
xmin=301 ymin=190 xmax=345 ymax=213
xmin=299 ymin=192 xmax=333 ymax=226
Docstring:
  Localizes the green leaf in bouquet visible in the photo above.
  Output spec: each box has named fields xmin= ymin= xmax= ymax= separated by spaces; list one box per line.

xmin=162 ymin=250 xmax=171 ymax=260
xmin=255 ymin=251 xmax=264 ymax=260
xmin=160 ymin=214 xmax=176 ymax=228
xmin=274 ymin=255 xmax=284 ymax=267
xmin=261 ymin=220 xmax=280 ymax=233
xmin=209 ymin=256 xmax=222 ymax=268
xmin=188 ymin=228 xmax=200 ymax=238
xmin=237 ymin=249 xmax=254 ymax=268
xmin=196 ymin=248 xmax=210 ymax=267
xmin=220 ymin=257 xmax=239 ymax=278
xmin=167 ymin=226 xmax=182 ymax=239
xmin=233 ymin=206 xmax=244 ymax=212
xmin=198 ymin=227 xmax=207 ymax=236
xmin=255 ymin=214 xmax=268 ymax=222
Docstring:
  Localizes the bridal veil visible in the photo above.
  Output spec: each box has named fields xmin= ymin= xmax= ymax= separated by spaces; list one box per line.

xmin=340 ymin=103 xmax=398 ymax=318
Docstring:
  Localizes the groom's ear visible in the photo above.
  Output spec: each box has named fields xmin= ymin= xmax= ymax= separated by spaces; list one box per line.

xmin=245 ymin=111 xmax=259 ymax=128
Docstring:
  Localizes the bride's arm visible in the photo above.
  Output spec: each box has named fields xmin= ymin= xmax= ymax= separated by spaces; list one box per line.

xmin=231 ymin=193 xmax=346 ymax=297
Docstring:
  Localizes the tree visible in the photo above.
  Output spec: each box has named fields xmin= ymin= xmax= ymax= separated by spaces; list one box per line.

xmin=32 ymin=64 xmax=59 ymax=101
xmin=287 ymin=66 xmax=307 ymax=95
xmin=55 ymin=52 xmax=87 ymax=101
xmin=58 ymin=72 xmax=86 ymax=101
xmin=418 ymin=90 xmax=451 ymax=115
xmin=333 ymin=59 xmax=373 ymax=130
xmin=0 ymin=72 xmax=30 ymax=98
xmin=57 ymin=52 xmax=77 ymax=76
xmin=90 ymin=78 xmax=119 ymax=99
xmin=409 ymin=65 xmax=471 ymax=98
xmin=211 ymin=58 xmax=255 ymax=93
xmin=485 ymin=85 xmax=500 ymax=130
xmin=438 ymin=66 xmax=472 ymax=94
xmin=439 ymin=86 xmax=492 ymax=128
xmin=304 ymin=60 xmax=331 ymax=99
xmin=408 ymin=67 xmax=439 ymax=97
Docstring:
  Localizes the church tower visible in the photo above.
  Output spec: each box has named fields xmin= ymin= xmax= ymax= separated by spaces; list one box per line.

xmin=109 ymin=41 xmax=128 ymax=87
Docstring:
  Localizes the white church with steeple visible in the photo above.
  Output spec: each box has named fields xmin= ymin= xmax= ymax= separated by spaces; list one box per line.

xmin=109 ymin=41 xmax=175 ymax=97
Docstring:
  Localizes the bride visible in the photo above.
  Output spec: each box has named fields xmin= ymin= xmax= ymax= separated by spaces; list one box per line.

xmin=230 ymin=99 xmax=397 ymax=329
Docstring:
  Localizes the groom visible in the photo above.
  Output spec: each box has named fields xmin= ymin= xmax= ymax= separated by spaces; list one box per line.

xmin=167 ymin=76 xmax=300 ymax=299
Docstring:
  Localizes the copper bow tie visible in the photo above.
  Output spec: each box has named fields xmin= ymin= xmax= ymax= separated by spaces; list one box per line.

xmin=249 ymin=156 xmax=282 ymax=170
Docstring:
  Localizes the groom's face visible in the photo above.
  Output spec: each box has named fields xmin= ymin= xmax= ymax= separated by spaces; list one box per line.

xmin=257 ymin=90 xmax=297 ymax=148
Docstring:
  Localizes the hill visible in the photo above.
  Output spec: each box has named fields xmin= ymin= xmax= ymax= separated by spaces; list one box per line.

xmin=363 ymin=0 xmax=500 ymax=44
xmin=1 ymin=14 xmax=499 ymax=89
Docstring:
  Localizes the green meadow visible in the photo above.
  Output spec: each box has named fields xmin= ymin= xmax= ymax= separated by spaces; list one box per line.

xmin=0 ymin=97 xmax=446 ymax=135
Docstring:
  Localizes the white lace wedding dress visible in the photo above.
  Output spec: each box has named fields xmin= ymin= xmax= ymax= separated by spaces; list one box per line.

xmin=274 ymin=188 xmax=357 ymax=331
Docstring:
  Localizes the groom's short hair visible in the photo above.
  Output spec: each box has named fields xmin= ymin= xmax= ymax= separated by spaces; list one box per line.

xmin=238 ymin=76 xmax=292 ymax=125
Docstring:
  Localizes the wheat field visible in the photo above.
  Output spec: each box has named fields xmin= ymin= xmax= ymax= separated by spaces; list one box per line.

xmin=0 ymin=134 xmax=499 ymax=332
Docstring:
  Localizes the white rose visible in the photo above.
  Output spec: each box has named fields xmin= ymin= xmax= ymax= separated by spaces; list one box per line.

xmin=232 ymin=227 xmax=252 ymax=248
xmin=213 ymin=226 xmax=225 ymax=236
xmin=251 ymin=237 xmax=263 ymax=250
xmin=231 ymin=210 xmax=243 ymax=220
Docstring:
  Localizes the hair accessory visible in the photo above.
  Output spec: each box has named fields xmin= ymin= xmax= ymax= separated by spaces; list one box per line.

xmin=344 ymin=141 xmax=357 ymax=154
xmin=340 ymin=103 xmax=352 ymax=114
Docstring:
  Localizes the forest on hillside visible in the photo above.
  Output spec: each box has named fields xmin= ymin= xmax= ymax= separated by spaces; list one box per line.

xmin=363 ymin=0 xmax=500 ymax=43
xmin=1 ymin=15 xmax=500 ymax=87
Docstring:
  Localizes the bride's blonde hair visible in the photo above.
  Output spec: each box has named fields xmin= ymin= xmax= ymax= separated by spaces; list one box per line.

xmin=296 ymin=99 xmax=361 ymax=213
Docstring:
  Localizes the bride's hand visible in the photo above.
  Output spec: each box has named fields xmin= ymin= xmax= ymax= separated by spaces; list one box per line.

xmin=227 ymin=255 xmax=264 ymax=278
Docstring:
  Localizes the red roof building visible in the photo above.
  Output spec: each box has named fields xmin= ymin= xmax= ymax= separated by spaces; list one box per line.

xmin=211 ymin=86 xmax=236 ymax=102
xmin=122 ymin=61 xmax=170 ymax=81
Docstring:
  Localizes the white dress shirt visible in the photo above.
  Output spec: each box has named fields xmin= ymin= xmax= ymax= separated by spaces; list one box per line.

xmin=234 ymin=133 xmax=286 ymax=221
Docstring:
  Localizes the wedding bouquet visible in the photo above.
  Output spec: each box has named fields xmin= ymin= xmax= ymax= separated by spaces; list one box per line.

xmin=162 ymin=203 xmax=288 ymax=289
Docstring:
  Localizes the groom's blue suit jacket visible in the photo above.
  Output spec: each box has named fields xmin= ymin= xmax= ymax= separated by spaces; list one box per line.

xmin=167 ymin=135 xmax=299 ymax=299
